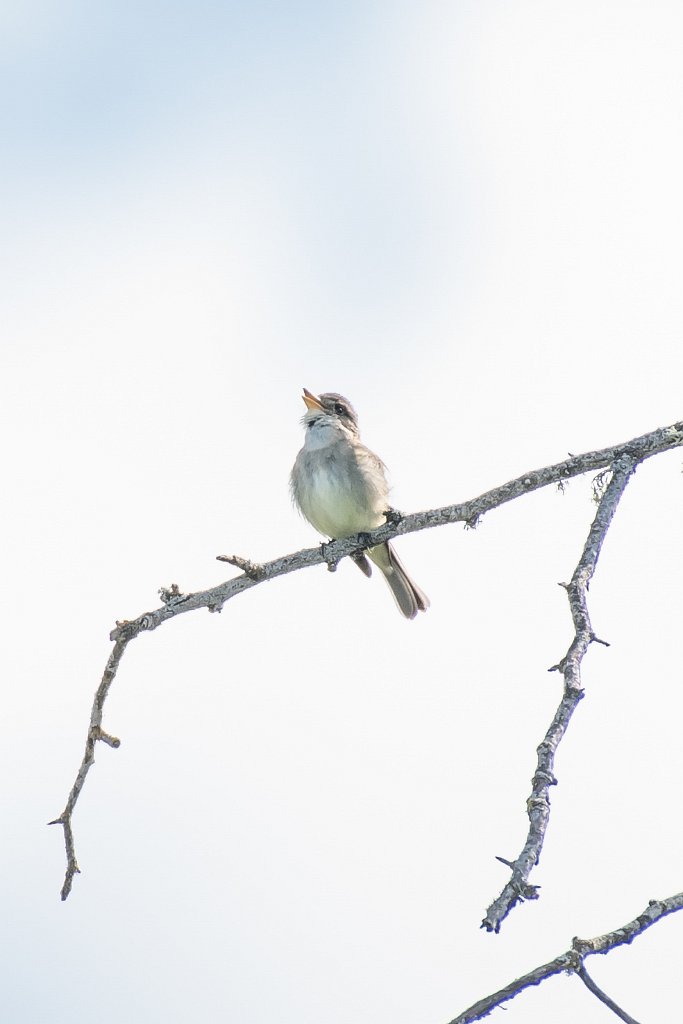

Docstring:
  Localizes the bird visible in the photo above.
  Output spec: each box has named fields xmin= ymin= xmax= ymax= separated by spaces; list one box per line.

xmin=290 ymin=388 xmax=429 ymax=619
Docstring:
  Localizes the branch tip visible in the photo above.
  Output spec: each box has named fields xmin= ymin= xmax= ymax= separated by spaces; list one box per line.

xmin=159 ymin=583 xmax=184 ymax=604
xmin=98 ymin=730 xmax=121 ymax=749
xmin=216 ymin=554 xmax=265 ymax=580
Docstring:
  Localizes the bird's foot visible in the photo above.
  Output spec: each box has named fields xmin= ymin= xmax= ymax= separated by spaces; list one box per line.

xmin=321 ymin=540 xmax=340 ymax=572
xmin=384 ymin=507 xmax=403 ymax=525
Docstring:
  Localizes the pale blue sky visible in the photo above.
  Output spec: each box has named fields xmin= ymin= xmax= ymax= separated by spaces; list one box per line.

xmin=3 ymin=3 xmax=683 ymax=1022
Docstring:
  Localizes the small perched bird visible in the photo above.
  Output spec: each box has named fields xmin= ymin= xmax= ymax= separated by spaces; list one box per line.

xmin=290 ymin=388 xmax=429 ymax=619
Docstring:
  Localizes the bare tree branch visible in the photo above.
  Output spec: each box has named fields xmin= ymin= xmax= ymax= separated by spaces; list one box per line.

xmin=48 ymin=638 xmax=128 ymax=900
xmin=51 ymin=420 xmax=683 ymax=900
xmin=572 ymin=892 xmax=683 ymax=954
xmin=450 ymin=892 xmax=683 ymax=1023
xmin=482 ymin=453 xmax=638 ymax=932
xmin=575 ymin=965 xmax=641 ymax=1024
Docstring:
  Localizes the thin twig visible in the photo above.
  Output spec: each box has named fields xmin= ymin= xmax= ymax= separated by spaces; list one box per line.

xmin=576 ymin=965 xmax=641 ymax=1024
xmin=52 ymin=421 xmax=683 ymax=899
xmin=449 ymin=892 xmax=683 ymax=1023
xmin=482 ymin=454 xmax=640 ymax=933
xmin=49 ymin=638 xmax=128 ymax=900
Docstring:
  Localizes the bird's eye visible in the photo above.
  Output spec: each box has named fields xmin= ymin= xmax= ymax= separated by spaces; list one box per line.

xmin=334 ymin=403 xmax=346 ymax=416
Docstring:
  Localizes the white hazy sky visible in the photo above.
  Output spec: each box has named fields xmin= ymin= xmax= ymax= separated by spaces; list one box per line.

xmin=3 ymin=2 xmax=683 ymax=1022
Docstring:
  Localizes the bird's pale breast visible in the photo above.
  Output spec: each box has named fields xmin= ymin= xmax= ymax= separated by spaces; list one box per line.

xmin=293 ymin=447 xmax=386 ymax=539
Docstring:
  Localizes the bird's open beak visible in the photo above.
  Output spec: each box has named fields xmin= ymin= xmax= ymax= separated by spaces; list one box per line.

xmin=302 ymin=388 xmax=324 ymax=411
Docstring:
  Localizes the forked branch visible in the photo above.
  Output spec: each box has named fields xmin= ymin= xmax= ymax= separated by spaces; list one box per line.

xmin=451 ymin=892 xmax=683 ymax=1023
xmin=50 ymin=421 xmax=683 ymax=902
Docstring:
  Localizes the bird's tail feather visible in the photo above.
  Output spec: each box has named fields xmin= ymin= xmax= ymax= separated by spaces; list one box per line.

xmin=369 ymin=542 xmax=430 ymax=620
